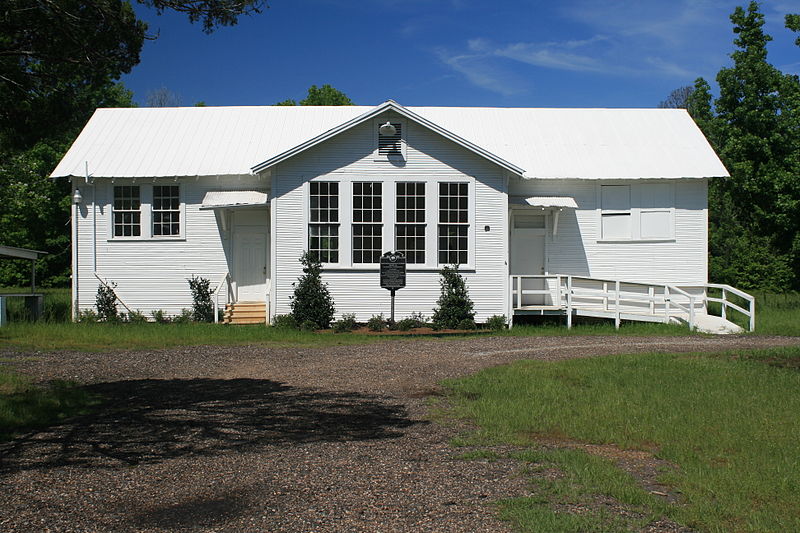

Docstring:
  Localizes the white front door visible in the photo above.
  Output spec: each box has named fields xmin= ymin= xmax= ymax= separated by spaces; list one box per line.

xmin=234 ymin=227 xmax=268 ymax=302
xmin=510 ymin=213 xmax=547 ymax=306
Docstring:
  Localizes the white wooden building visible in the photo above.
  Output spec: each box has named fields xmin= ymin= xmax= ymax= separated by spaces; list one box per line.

xmin=51 ymin=100 xmax=754 ymax=330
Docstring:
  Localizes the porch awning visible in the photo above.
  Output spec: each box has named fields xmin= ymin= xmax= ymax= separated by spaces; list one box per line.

xmin=510 ymin=196 xmax=578 ymax=209
xmin=200 ymin=190 xmax=269 ymax=210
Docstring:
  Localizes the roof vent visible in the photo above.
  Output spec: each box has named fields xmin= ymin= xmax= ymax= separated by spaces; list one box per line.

xmin=378 ymin=122 xmax=402 ymax=156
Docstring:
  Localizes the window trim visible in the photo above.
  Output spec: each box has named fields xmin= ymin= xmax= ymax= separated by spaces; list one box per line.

xmin=596 ymin=181 xmax=676 ymax=243
xmin=108 ymin=182 xmax=186 ymax=241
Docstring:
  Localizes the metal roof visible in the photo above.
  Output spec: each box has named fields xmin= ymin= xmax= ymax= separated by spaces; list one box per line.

xmin=200 ymin=190 xmax=269 ymax=210
xmin=0 ymin=245 xmax=48 ymax=260
xmin=51 ymin=102 xmax=728 ymax=180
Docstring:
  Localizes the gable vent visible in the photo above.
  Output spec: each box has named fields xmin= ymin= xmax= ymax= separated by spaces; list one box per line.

xmin=378 ymin=122 xmax=403 ymax=156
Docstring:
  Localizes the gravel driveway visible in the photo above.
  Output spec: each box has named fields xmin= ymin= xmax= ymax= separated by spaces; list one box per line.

xmin=1 ymin=334 xmax=798 ymax=532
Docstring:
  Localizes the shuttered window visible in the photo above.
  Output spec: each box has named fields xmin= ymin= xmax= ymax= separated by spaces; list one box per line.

xmin=601 ymin=185 xmax=631 ymax=239
xmin=378 ymin=122 xmax=403 ymax=156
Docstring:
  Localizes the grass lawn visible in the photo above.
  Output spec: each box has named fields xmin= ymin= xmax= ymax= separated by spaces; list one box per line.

xmin=443 ymin=346 xmax=800 ymax=532
xmin=0 ymin=369 xmax=99 ymax=442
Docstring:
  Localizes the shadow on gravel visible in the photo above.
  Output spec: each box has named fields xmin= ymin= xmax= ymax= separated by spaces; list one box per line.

xmin=0 ymin=378 xmax=417 ymax=473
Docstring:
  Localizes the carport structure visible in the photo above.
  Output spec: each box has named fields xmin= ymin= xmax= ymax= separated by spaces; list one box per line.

xmin=0 ymin=245 xmax=48 ymax=323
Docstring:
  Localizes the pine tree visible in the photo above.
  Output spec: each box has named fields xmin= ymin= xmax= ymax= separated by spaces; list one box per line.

xmin=290 ymin=251 xmax=335 ymax=329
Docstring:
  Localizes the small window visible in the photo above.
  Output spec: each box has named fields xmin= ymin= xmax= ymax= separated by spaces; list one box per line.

xmin=152 ymin=185 xmax=180 ymax=236
xmin=378 ymin=122 xmax=403 ymax=157
xmin=438 ymin=182 xmax=469 ymax=264
xmin=601 ymin=185 xmax=631 ymax=239
xmin=352 ymin=182 xmax=382 ymax=263
xmin=309 ymin=182 xmax=339 ymax=263
xmin=113 ymin=186 xmax=141 ymax=237
xmin=395 ymin=182 xmax=425 ymax=264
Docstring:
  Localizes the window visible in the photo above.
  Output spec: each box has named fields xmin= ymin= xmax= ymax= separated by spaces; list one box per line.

xmin=438 ymin=182 xmax=469 ymax=264
xmin=640 ymin=183 xmax=671 ymax=239
xmin=309 ymin=182 xmax=339 ymax=263
xmin=352 ymin=182 xmax=382 ymax=263
xmin=152 ymin=185 xmax=180 ymax=236
xmin=600 ymin=185 xmax=631 ymax=239
xmin=113 ymin=186 xmax=141 ymax=237
xmin=395 ymin=182 xmax=425 ymax=264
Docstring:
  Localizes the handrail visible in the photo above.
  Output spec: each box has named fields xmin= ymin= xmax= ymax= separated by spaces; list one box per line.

xmin=93 ymin=273 xmax=134 ymax=315
xmin=212 ymin=272 xmax=232 ymax=324
xmin=676 ymin=283 xmax=755 ymax=332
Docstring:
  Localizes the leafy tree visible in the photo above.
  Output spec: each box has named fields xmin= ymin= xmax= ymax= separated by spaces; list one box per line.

xmin=188 ymin=275 xmax=214 ymax=322
xmin=688 ymin=1 xmax=800 ymax=290
xmin=290 ymin=251 xmax=335 ymax=329
xmin=431 ymin=265 xmax=475 ymax=329
xmin=276 ymin=84 xmax=354 ymax=106
xmin=658 ymin=86 xmax=694 ymax=109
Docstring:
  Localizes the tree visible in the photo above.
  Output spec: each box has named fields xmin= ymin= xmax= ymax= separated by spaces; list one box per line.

xmin=290 ymin=251 xmax=335 ymax=329
xmin=276 ymin=84 xmax=354 ymax=106
xmin=146 ymin=87 xmax=183 ymax=107
xmin=431 ymin=265 xmax=475 ymax=329
xmin=688 ymin=1 xmax=800 ymax=290
xmin=658 ymin=86 xmax=694 ymax=108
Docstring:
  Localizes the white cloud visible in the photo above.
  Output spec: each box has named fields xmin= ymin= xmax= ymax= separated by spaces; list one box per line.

xmin=435 ymin=48 xmax=526 ymax=96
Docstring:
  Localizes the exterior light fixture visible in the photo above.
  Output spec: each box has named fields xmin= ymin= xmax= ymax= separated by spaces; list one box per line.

xmin=379 ymin=121 xmax=397 ymax=136
xmin=73 ymin=189 xmax=83 ymax=204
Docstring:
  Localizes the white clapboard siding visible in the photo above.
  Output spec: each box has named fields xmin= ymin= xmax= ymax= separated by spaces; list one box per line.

xmin=72 ymin=176 xmax=268 ymax=317
xmin=509 ymin=178 xmax=708 ymax=285
xmin=272 ymin=112 xmax=508 ymax=321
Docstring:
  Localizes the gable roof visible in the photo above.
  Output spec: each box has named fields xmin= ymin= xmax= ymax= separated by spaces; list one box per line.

xmin=51 ymin=101 xmax=728 ymax=180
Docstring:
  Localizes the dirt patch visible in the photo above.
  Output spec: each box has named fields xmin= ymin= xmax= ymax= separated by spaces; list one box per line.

xmin=1 ymin=335 xmax=797 ymax=531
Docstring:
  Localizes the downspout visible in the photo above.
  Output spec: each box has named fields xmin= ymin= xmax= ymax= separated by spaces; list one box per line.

xmin=72 ymin=178 xmax=80 ymax=321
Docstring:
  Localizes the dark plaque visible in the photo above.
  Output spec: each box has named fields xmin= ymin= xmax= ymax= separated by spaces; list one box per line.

xmin=380 ymin=252 xmax=406 ymax=290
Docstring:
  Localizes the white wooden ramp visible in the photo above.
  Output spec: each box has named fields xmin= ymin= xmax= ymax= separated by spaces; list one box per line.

xmin=510 ymin=275 xmax=754 ymax=334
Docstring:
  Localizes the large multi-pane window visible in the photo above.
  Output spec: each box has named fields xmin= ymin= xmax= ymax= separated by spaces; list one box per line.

xmin=352 ymin=182 xmax=382 ymax=263
xmin=309 ymin=182 xmax=339 ymax=262
xmin=438 ymin=182 xmax=468 ymax=264
xmin=152 ymin=185 xmax=180 ymax=236
xmin=113 ymin=186 xmax=141 ymax=237
xmin=395 ymin=182 xmax=425 ymax=264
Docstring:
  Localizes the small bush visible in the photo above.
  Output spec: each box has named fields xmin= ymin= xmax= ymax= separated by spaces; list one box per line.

xmin=486 ymin=314 xmax=507 ymax=331
xmin=396 ymin=318 xmax=416 ymax=331
xmin=272 ymin=314 xmax=298 ymax=329
xmin=188 ymin=276 xmax=214 ymax=322
xmin=95 ymin=281 xmax=119 ymax=322
xmin=77 ymin=309 xmax=98 ymax=323
xmin=299 ymin=319 xmax=317 ymax=331
xmin=367 ymin=314 xmax=385 ymax=332
xmin=151 ymin=309 xmax=171 ymax=324
xmin=431 ymin=265 xmax=475 ymax=329
xmin=126 ymin=309 xmax=148 ymax=324
xmin=332 ymin=313 xmax=357 ymax=333
xmin=457 ymin=318 xmax=477 ymax=330
xmin=290 ymin=251 xmax=335 ymax=329
xmin=171 ymin=309 xmax=193 ymax=324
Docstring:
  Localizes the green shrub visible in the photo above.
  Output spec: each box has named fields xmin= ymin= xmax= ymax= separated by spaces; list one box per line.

xmin=77 ymin=309 xmax=98 ymax=323
xmin=95 ymin=281 xmax=119 ymax=322
xmin=151 ymin=309 xmax=170 ymax=324
xmin=299 ymin=319 xmax=317 ymax=331
xmin=272 ymin=314 xmax=298 ymax=329
xmin=457 ymin=318 xmax=477 ymax=330
xmin=396 ymin=318 xmax=416 ymax=331
xmin=171 ymin=309 xmax=193 ymax=324
xmin=431 ymin=264 xmax=475 ymax=329
xmin=486 ymin=314 xmax=507 ymax=331
xmin=367 ymin=314 xmax=385 ymax=331
xmin=187 ymin=275 xmax=214 ymax=322
xmin=126 ymin=310 xmax=148 ymax=324
xmin=290 ymin=251 xmax=335 ymax=329
xmin=332 ymin=313 xmax=357 ymax=333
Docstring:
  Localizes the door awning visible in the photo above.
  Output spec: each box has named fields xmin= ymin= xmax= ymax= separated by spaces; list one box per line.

xmin=200 ymin=190 xmax=269 ymax=210
xmin=510 ymin=196 xmax=578 ymax=209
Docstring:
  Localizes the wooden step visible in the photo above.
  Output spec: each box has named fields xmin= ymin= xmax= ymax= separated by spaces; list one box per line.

xmin=223 ymin=301 xmax=267 ymax=325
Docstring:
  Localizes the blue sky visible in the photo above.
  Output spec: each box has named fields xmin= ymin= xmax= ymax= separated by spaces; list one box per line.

xmin=122 ymin=0 xmax=800 ymax=108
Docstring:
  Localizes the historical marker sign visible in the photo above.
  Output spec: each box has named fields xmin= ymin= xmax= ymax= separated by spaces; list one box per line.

xmin=380 ymin=252 xmax=406 ymax=290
